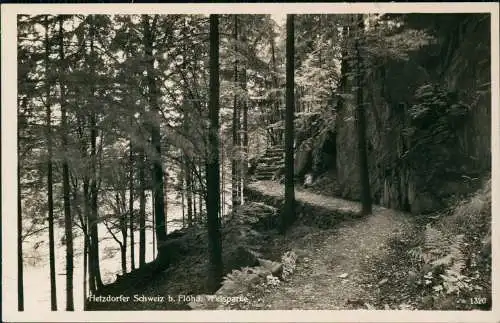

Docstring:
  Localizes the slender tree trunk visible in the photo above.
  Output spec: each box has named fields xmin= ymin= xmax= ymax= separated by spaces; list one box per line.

xmin=354 ymin=14 xmax=372 ymax=215
xmin=83 ymin=226 xmax=88 ymax=309
xmin=119 ymin=191 xmax=128 ymax=274
xmin=83 ymin=180 xmax=95 ymax=294
xmin=152 ymin=192 xmax=156 ymax=258
xmin=206 ymin=14 xmax=223 ymax=292
xmin=192 ymin=184 xmax=197 ymax=223
xmin=72 ymin=181 xmax=89 ymax=310
xmin=17 ymin=145 xmax=24 ymax=311
xmin=198 ymin=164 xmax=203 ymax=221
xmin=186 ymin=162 xmax=193 ymax=226
xmin=58 ymin=17 xmax=74 ymax=310
xmin=89 ymin=19 xmax=103 ymax=290
xmin=128 ymin=139 xmax=135 ymax=270
xmin=44 ymin=16 xmax=58 ymax=311
xmin=270 ymin=35 xmax=282 ymax=145
xmin=231 ymin=15 xmax=241 ymax=209
xmin=143 ymin=15 xmax=167 ymax=246
xmin=239 ymin=21 xmax=248 ymax=204
xmin=221 ymin=141 xmax=225 ymax=217
xmin=240 ymin=65 xmax=248 ymax=204
xmin=282 ymin=14 xmax=296 ymax=233
xmin=112 ymin=192 xmax=127 ymax=275
xmin=72 ymin=182 xmax=88 ymax=309
xmin=138 ymin=147 xmax=146 ymax=266
xmin=77 ymin=113 xmax=93 ymax=297
xmin=164 ymin=168 xmax=168 ymax=234
xmin=89 ymin=115 xmax=103 ymax=290
xmin=180 ymin=165 xmax=185 ymax=228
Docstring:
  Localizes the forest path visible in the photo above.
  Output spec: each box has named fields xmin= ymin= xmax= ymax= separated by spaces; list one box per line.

xmin=245 ymin=181 xmax=415 ymax=310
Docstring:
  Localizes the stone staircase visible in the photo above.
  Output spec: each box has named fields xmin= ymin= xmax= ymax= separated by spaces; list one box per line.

xmin=253 ymin=146 xmax=285 ymax=181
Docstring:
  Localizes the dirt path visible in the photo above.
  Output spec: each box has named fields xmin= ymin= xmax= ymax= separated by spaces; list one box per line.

xmin=245 ymin=181 xmax=415 ymax=310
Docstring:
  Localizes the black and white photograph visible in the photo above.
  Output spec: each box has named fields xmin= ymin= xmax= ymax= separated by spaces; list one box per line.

xmin=1 ymin=3 xmax=499 ymax=322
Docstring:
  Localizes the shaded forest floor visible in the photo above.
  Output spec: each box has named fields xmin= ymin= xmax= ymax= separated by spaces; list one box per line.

xmin=87 ymin=179 xmax=491 ymax=311
xmin=231 ymin=207 xmax=414 ymax=310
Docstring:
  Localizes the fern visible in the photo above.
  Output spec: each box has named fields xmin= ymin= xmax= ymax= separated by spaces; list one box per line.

xmin=422 ymin=224 xmax=448 ymax=262
xmin=408 ymin=225 xmax=465 ymax=275
xmin=281 ymin=251 xmax=297 ymax=280
xmin=448 ymin=234 xmax=465 ymax=274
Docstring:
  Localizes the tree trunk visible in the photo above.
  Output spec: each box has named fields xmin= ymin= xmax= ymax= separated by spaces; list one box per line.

xmin=83 ymin=180 xmax=95 ymax=294
xmin=239 ymin=20 xmax=248 ymax=204
xmin=164 ymin=168 xmax=168 ymax=234
xmin=143 ymin=15 xmax=167 ymax=245
xmin=89 ymin=18 xmax=103 ymax=290
xmin=180 ymin=165 xmax=185 ymax=228
xmin=129 ymin=139 xmax=135 ymax=270
xmin=58 ymin=17 xmax=74 ymax=311
xmin=192 ymin=180 xmax=197 ymax=223
xmin=72 ymin=181 xmax=89 ymax=310
xmin=138 ymin=147 xmax=146 ymax=266
xmin=354 ymin=14 xmax=372 ymax=215
xmin=221 ymin=141 xmax=225 ymax=217
xmin=282 ymin=14 xmax=296 ymax=233
xmin=152 ymin=192 xmax=156 ymax=258
xmin=72 ymin=182 xmax=88 ymax=309
xmin=198 ymin=164 xmax=203 ymax=221
xmin=83 ymin=225 xmax=88 ymax=310
xmin=44 ymin=16 xmax=58 ymax=311
xmin=119 ymin=191 xmax=128 ymax=274
xmin=231 ymin=15 xmax=241 ymax=209
xmin=240 ymin=66 xmax=248 ymax=204
xmin=186 ymin=162 xmax=193 ymax=227
xmin=206 ymin=14 xmax=223 ymax=292
xmin=89 ymin=113 xmax=103 ymax=290
xmin=17 ymin=144 xmax=24 ymax=311
xmin=270 ymin=35 xmax=282 ymax=145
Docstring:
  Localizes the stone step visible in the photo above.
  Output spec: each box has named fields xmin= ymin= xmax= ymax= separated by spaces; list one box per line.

xmin=260 ymin=155 xmax=283 ymax=163
xmin=255 ymin=165 xmax=284 ymax=172
xmin=255 ymin=168 xmax=278 ymax=175
xmin=257 ymin=159 xmax=283 ymax=165
xmin=265 ymin=147 xmax=284 ymax=155
xmin=256 ymin=165 xmax=282 ymax=173
xmin=265 ymin=149 xmax=284 ymax=155
xmin=255 ymin=175 xmax=274 ymax=180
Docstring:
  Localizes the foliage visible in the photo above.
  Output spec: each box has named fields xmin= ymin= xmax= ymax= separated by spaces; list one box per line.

xmin=219 ymin=266 xmax=266 ymax=296
xmin=403 ymin=83 xmax=470 ymax=186
xmin=281 ymin=250 xmax=297 ymax=280
xmin=407 ymin=178 xmax=491 ymax=309
xmin=266 ymin=275 xmax=280 ymax=287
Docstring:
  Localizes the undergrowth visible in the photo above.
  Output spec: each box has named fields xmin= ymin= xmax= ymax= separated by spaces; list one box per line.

xmin=364 ymin=177 xmax=491 ymax=310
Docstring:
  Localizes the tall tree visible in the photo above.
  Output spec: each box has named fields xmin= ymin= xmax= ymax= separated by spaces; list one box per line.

xmin=186 ymin=161 xmax=193 ymax=226
xmin=231 ymin=15 xmax=241 ymax=208
xmin=88 ymin=15 xmax=104 ymax=291
xmin=354 ymin=14 xmax=372 ymax=215
xmin=129 ymin=139 xmax=135 ymax=270
xmin=44 ymin=16 xmax=58 ymax=311
xmin=240 ymin=56 xmax=248 ymax=204
xmin=282 ymin=14 xmax=296 ymax=232
xmin=17 ymin=130 xmax=24 ymax=311
xmin=206 ymin=14 xmax=223 ymax=292
xmin=269 ymin=30 xmax=283 ymax=146
xmin=138 ymin=145 xmax=146 ymax=266
xmin=238 ymin=17 xmax=249 ymax=204
xmin=58 ymin=16 xmax=74 ymax=310
xmin=142 ymin=14 xmax=168 ymax=245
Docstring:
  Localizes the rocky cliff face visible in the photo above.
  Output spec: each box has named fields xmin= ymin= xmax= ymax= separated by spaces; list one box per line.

xmin=334 ymin=14 xmax=491 ymax=214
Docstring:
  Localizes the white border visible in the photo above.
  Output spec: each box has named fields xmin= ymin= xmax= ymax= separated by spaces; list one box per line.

xmin=2 ymin=2 xmax=499 ymax=322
